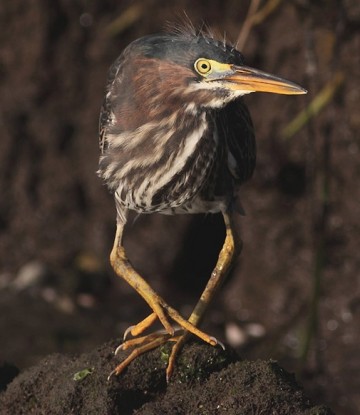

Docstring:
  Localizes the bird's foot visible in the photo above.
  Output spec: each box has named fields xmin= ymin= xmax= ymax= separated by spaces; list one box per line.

xmin=108 ymin=330 xmax=176 ymax=380
xmin=108 ymin=304 xmax=220 ymax=381
xmin=123 ymin=306 xmax=218 ymax=348
xmin=108 ymin=329 xmax=223 ymax=381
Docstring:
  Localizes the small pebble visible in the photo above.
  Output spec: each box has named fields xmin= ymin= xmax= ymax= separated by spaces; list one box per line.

xmin=13 ymin=261 xmax=46 ymax=290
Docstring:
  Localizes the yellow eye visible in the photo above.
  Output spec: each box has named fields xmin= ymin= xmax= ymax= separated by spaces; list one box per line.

xmin=194 ymin=59 xmax=212 ymax=76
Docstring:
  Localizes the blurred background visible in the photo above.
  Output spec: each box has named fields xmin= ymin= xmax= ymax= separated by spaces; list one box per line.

xmin=0 ymin=1 xmax=359 ymax=413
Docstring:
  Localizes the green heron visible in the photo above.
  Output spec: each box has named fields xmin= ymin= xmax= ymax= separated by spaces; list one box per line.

xmin=98 ymin=28 xmax=306 ymax=380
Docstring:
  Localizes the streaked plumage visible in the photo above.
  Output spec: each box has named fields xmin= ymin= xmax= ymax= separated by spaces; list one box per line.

xmin=98 ymin=32 xmax=255 ymax=220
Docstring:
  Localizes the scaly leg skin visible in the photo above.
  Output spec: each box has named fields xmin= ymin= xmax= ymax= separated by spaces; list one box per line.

xmin=109 ymin=220 xmax=218 ymax=379
xmin=165 ymin=211 xmax=242 ymax=381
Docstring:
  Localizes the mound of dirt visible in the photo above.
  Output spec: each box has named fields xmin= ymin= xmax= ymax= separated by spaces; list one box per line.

xmin=1 ymin=340 xmax=334 ymax=415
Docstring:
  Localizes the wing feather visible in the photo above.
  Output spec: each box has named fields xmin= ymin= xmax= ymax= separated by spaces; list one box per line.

xmin=216 ymin=99 xmax=256 ymax=185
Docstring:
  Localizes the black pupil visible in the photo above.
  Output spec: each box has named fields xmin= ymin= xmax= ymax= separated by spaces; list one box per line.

xmin=201 ymin=63 xmax=208 ymax=70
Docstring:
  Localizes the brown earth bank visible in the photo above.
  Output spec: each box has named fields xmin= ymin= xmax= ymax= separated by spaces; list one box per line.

xmin=0 ymin=1 xmax=359 ymax=414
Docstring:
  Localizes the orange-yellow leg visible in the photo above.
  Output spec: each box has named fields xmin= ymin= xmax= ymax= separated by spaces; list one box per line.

xmin=122 ymin=312 xmax=158 ymax=340
xmin=109 ymin=220 xmax=219 ymax=379
xmin=165 ymin=212 xmax=242 ymax=380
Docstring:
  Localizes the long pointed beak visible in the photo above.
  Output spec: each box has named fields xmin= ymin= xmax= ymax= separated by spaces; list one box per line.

xmin=221 ymin=65 xmax=307 ymax=95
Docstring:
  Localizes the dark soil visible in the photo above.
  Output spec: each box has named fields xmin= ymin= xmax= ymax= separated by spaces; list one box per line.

xmin=0 ymin=1 xmax=359 ymax=414
xmin=0 ymin=341 xmax=334 ymax=415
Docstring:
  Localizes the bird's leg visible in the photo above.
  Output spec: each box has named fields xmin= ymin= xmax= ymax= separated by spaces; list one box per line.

xmin=109 ymin=221 xmax=218 ymax=377
xmin=110 ymin=224 xmax=172 ymax=335
xmin=166 ymin=212 xmax=242 ymax=380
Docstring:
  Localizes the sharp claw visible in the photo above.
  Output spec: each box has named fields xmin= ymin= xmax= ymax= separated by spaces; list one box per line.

xmin=114 ymin=344 xmax=124 ymax=355
xmin=208 ymin=336 xmax=225 ymax=350
xmin=215 ymin=338 xmax=226 ymax=350
xmin=107 ymin=369 xmax=116 ymax=381
xmin=166 ymin=369 xmax=172 ymax=384
xmin=123 ymin=325 xmax=135 ymax=341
